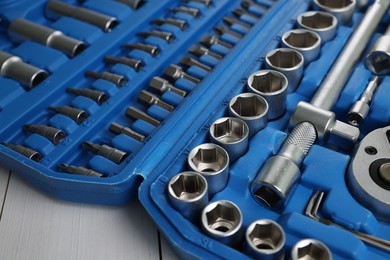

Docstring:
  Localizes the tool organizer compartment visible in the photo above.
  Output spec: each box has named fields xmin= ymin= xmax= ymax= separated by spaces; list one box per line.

xmin=1 ymin=0 xmax=390 ymax=259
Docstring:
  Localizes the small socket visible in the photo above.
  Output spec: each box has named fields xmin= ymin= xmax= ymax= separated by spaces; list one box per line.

xmin=2 ymin=143 xmax=42 ymax=162
xmin=291 ymin=239 xmax=332 ymax=260
xmin=23 ymin=124 xmax=66 ymax=144
xmin=59 ymin=164 xmax=104 ymax=177
xmin=48 ymin=106 xmax=88 ymax=124
xmin=297 ymin=11 xmax=338 ymax=43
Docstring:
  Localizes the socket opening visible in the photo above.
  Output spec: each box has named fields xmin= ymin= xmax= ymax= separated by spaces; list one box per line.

xmin=316 ymin=0 xmax=353 ymax=8
xmin=300 ymin=12 xmax=335 ymax=29
xmin=366 ymin=52 xmax=390 ymax=75
xmin=204 ymin=201 xmax=241 ymax=234
xmin=247 ymin=220 xmax=284 ymax=252
xmin=249 ymin=71 xmax=287 ymax=94
xmin=72 ymin=42 xmax=87 ymax=57
xmin=292 ymin=239 xmax=332 ymax=260
xmin=284 ymin=30 xmax=320 ymax=49
xmin=97 ymin=93 xmax=109 ymax=105
xmin=169 ymin=172 xmax=207 ymax=200
xmin=211 ymin=118 xmax=248 ymax=143
xmin=267 ymin=49 xmax=303 ymax=69
xmin=53 ymin=131 xmax=66 ymax=144
xmin=75 ymin=111 xmax=88 ymax=124
xmin=254 ymin=186 xmax=281 ymax=208
xmin=30 ymin=152 xmax=42 ymax=162
xmin=30 ymin=71 xmax=48 ymax=88
xmin=106 ymin=19 xmax=119 ymax=32
xmin=230 ymin=94 xmax=267 ymax=118
xmin=189 ymin=144 xmax=229 ymax=173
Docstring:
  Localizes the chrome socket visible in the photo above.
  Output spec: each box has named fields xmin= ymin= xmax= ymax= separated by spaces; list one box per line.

xmin=312 ymin=0 xmax=356 ymax=25
xmin=201 ymin=200 xmax=242 ymax=247
xmin=229 ymin=93 xmax=268 ymax=137
xmin=291 ymin=239 xmax=332 ymax=260
xmin=265 ymin=48 xmax=304 ymax=93
xmin=282 ymin=29 xmax=321 ymax=65
xmin=245 ymin=219 xmax=285 ymax=260
xmin=209 ymin=117 xmax=249 ymax=163
xmin=2 ymin=143 xmax=42 ymax=162
xmin=365 ymin=25 xmax=390 ymax=75
xmin=247 ymin=70 xmax=288 ymax=119
xmin=188 ymin=143 xmax=229 ymax=196
xmin=168 ymin=171 xmax=208 ymax=221
xmin=297 ymin=11 xmax=338 ymax=43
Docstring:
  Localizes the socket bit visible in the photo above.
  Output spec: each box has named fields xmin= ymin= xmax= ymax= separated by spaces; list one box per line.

xmin=223 ymin=16 xmax=252 ymax=29
xmin=180 ymin=56 xmax=212 ymax=72
xmin=48 ymin=106 xmax=88 ymax=124
xmin=104 ymin=56 xmax=144 ymax=71
xmin=214 ymin=26 xmax=243 ymax=39
xmin=126 ymin=106 xmax=160 ymax=126
xmin=82 ymin=142 xmax=128 ymax=164
xmin=67 ymin=88 xmax=109 ymax=105
xmin=290 ymin=239 xmax=332 ymax=260
xmin=23 ymin=124 xmax=66 ymax=144
xmin=109 ymin=122 xmax=145 ymax=142
xmin=200 ymin=35 xmax=234 ymax=49
xmin=165 ymin=64 xmax=201 ymax=84
xmin=115 ymin=0 xmax=144 ymax=9
xmin=348 ymin=76 xmax=381 ymax=126
xmin=8 ymin=19 xmax=86 ymax=57
xmin=169 ymin=6 xmax=200 ymax=18
xmin=232 ymin=8 xmax=260 ymax=19
xmin=122 ymin=43 xmax=160 ymax=57
xmin=59 ymin=164 xmax=104 ymax=177
xmin=138 ymin=90 xmax=175 ymax=112
xmin=137 ymin=30 xmax=174 ymax=43
xmin=46 ymin=1 xmax=119 ymax=32
xmin=151 ymin=18 xmax=187 ymax=31
xmin=2 ymin=143 xmax=42 ymax=162
xmin=181 ymin=0 xmax=212 ymax=7
xmin=0 ymin=51 xmax=48 ymax=89
xmin=189 ymin=45 xmax=223 ymax=60
xmin=85 ymin=71 xmax=127 ymax=87
xmin=149 ymin=77 xmax=187 ymax=97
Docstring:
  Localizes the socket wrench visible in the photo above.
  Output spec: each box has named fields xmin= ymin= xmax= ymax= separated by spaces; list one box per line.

xmin=2 ymin=143 xmax=42 ymax=162
xmin=365 ymin=24 xmax=390 ymax=75
xmin=24 ymin=124 xmax=66 ymax=144
xmin=297 ymin=11 xmax=338 ymax=43
xmin=9 ymin=19 xmax=86 ymax=57
xmin=188 ymin=143 xmax=229 ymax=196
xmin=290 ymin=239 xmax=332 ymax=260
xmin=312 ymin=0 xmax=356 ymax=25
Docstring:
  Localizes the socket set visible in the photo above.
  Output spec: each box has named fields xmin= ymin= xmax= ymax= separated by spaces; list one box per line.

xmin=0 ymin=0 xmax=390 ymax=259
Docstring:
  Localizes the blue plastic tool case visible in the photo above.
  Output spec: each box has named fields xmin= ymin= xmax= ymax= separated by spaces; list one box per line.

xmin=0 ymin=0 xmax=390 ymax=259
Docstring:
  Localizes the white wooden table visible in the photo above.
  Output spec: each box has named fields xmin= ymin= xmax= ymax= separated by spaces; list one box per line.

xmin=0 ymin=166 xmax=179 ymax=260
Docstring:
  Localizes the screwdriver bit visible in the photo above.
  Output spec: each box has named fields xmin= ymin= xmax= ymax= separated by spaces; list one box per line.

xmin=104 ymin=56 xmax=144 ymax=72
xmin=67 ymin=88 xmax=109 ymax=105
xmin=48 ymin=106 xmax=88 ymax=124
xmin=23 ymin=124 xmax=66 ymax=144
xmin=137 ymin=30 xmax=174 ymax=43
xmin=2 ymin=143 xmax=42 ymax=162
xmin=181 ymin=0 xmax=212 ymax=7
xmin=138 ymin=90 xmax=175 ymax=112
xmin=223 ymin=16 xmax=252 ymax=29
xmin=149 ymin=77 xmax=187 ymax=97
xmin=169 ymin=6 xmax=201 ymax=18
xmin=189 ymin=45 xmax=223 ymax=60
xmin=59 ymin=164 xmax=104 ymax=177
xmin=109 ymin=122 xmax=145 ymax=142
xmin=232 ymin=8 xmax=260 ymax=19
xmin=214 ymin=26 xmax=243 ymax=39
xmin=125 ymin=106 xmax=160 ymax=127
xmin=152 ymin=18 xmax=188 ymax=31
xmin=165 ymin=64 xmax=201 ymax=84
xmin=85 ymin=71 xmax=127 ymax=87
xmin=122 ymin=43 xmax=160 ymax=57
xmin=180 ymin=56 xmax=212 ymax=72
xmin=200 ymin=35 xmax=234 ymax=49
xmin=82 ymin=142 xmax=128 ymax=164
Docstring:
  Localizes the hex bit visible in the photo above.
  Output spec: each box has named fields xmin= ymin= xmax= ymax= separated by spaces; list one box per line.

xmin=85 ymin=71 xmax=127 ymax=87
xmin=48 ymin=106 xmax=88 ymax=124
xmin=181 ymin=0 xmax=212 ymax=7
xmin=137 ymin=30 xmax=174 ymax=43
xmin=189 ymin=45 xmax=223 ymax=60
xmin=149 ymin=77 xmax=187 ymax=97
xmin=104 ymin=56 xmax=144 ymax=72
xmin=241 ymin=1 xmax=267 ymax=14
xmin=2 ymin=143 xmax=42 ymax=162
xmin=59 ymin=164 xmax=104 ymax=177
xmin=23 ymin=124 xmax=66 ymax=144
xmin=122 ymin=43 xmax=160 ymax=57
xmin=115 ymin=0 xmax=145 ymax=9
xmin=125 ymin=107 xmax=160 ymax=126
xmin=151 ymin=18 xmax=187 ymax=31
xmin=165 ymin=64 xmax=201 ymax=84
xmin=169 ymin=6 xmax=200 ymax=18
xmin=67 ymin=88 xmax=109 ymax=105
xmin=200 ymin=35 xmax=233 ymax=49
xmin=214 ymin=26 xmax=243 ymax=39
xmin=109 ymin=122 xmax=145 ymax=142
xmin=138 ymin=90 xmax=175 ymax=112
xmin=180 ymin=56 xmax=212 ymax=72
xmin=232 ymin=8 xmax=260 ymax=19
xmin=82 ymin=142 xmax=128 ymax=164
xmin=223 ymin=16 xmax=252 ymax=29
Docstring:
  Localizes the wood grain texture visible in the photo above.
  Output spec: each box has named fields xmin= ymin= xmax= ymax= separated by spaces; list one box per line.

xmin=0 ymin=167 xmax=10 ymax=217
xmin=0 ymin=173 xmax=159 ymax=260
xmin=160 ymin=233 xmax=180 ymax=260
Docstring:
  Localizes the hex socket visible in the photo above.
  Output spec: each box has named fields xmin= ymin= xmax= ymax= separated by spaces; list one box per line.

xmin=201 ymin=200 xmax=242 ymax=247
xmin=265 ymin=48 xmax=304 ymax=93
xmin=229 ymin=93 xmax=269 ymax=138
xmin=297 ymin=11 xmax=338 ymax=43
xmin=0 ymin=51 xmax=48 ymax=89
xmin=245 ymin=219 xmax=285 ymax=260
xmin=8 ymin=19 xmax=86 ymax=57
xmin=168 ymin=171 xmax=208 ymax=221
xmin=365 ymin=34 xmax=390 ymax=75
xmin=312 ymin=0 xmax=356 ymax=25
xmin=247 ymin=70 xmax=288 ymax=119
xmin=209 ymin=117 xmax=249 ymax=163
xmin=291 ymin=239 xmax=332 ymax=260
xmin=282 ymin=29 xmax=321 ymax=65
xmin=2 ymin=143 xmax=42 ymax=162
xmin=46 ymin=1 xmax=119 ymax=32
xmin=188 ymin=143 xmax=229 ymax=196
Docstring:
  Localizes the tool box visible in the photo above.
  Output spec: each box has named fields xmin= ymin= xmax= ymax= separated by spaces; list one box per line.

xmin=0 ymin=0 xmax=390 ymax=259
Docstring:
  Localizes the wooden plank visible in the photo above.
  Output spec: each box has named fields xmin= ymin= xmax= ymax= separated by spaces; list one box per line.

xmin=160 ymin=232 xmax=179 ymax=260
xmin=0 ymin=173 xmax=159 ymax=260
xmin=0 ymin=166 xmax=10 ymax=220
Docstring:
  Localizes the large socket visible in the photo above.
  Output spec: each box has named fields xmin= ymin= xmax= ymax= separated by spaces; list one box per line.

xmin=290 ymin=239 xmax=332 ymax=260
xmin=312 ymin=0 xmax=356 ymax=25
xmin=297 ymin=11 xmax=338 ymax=43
